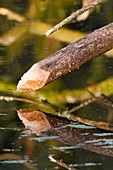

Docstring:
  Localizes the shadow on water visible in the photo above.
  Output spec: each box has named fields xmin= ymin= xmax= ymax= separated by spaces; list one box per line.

xmin=0 ymin=0 xmax=113 ymax=169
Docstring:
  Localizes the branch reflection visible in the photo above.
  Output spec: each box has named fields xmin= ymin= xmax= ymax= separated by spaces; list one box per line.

xmin=17 ymin=109 xmax=51 ymax=135
xmin=17 ymin=109 xmax=113 ymax=157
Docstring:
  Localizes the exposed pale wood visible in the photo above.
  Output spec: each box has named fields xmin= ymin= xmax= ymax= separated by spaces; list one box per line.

xmin=17 ymin=64 xmax=50 ymax=91
xmin=17 ymin=22 xmax=113 ymax=92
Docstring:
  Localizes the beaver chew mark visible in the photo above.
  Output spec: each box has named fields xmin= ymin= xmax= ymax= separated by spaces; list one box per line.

xmin=17 ymin=64 xmax=50 ymax=92
xmin=17 ymin=80 xmax=45 ymax=92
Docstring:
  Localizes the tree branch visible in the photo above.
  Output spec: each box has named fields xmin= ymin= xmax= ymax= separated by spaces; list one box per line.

xmin=17 ymin=22 xmax=113 ymax=92
xmin=45 ymin=0 xmax=108 ymax=36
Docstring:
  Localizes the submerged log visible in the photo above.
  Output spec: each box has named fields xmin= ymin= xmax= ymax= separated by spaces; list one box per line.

xmin=17 ymin=23 xmax=113 ymax=92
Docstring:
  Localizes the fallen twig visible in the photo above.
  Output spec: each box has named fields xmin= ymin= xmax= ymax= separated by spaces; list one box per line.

xmin=87 ymin=89 xmax=113 ymax=108
xmin=0 ymin=96 xmax=38 ymax=105
xmin=69 ymin=90 xmax=113 ymax=113
xmin=69 ymin=97 xmax=96 ymax=113
xmin=71 ymin=114 xmax=113 ymax=131
xmin=46 ymin=0 xmax=108 ymax=36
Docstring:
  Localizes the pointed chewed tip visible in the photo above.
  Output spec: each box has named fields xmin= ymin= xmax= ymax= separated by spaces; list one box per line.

xmin=17 ymin=64 xmax=50 ymax=92
xmin=17 ymin=80 xmax=42 ymax=92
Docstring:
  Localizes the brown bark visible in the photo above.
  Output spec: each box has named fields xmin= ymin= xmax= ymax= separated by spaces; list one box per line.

xmin=17 ymin=22 xmax=113 ymax=92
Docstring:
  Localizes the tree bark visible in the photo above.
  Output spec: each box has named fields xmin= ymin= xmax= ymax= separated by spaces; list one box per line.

xmin=17 ymin=22 xmax=113 ymax=92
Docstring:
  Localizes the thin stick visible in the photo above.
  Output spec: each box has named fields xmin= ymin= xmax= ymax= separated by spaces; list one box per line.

xmin=69 ymin=90 xmax=113 ymax=114
xmin=69 ymin=97 xmax=96 ymax=113
xmin=71 ymin=114 xmax=113 ymax=131
xmin=49 ymin=155 xmax=77 ymax=170
xmin=46 ymin=0 xmax=108 ymax=36
xmin=87 ymin=90 xmax=113 ymax=108
xmin=0 ymin=95 xmax=63 ymax=114
xmin=0 ymin=96 xmax=38 ymax=105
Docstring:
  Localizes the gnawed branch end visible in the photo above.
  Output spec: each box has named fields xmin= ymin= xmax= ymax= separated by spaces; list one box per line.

xmin=17 ymin=22 xmax=113 ymax=92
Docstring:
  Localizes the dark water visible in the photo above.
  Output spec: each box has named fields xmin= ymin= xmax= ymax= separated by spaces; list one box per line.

xmin=0 ymin=0 xmax=113 ymax=170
